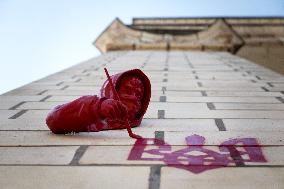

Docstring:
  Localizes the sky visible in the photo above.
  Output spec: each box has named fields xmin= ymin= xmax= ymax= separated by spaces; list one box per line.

xmin=0 ymin=0 xmax=284 ymax=95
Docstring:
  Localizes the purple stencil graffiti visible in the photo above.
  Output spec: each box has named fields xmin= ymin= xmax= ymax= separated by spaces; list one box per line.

xmin=128 ymin=134 xmax=267 ymax=174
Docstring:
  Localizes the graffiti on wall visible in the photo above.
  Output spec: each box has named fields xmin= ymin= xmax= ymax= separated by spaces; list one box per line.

xmin=128 ymin=134 xmax=267 ymax=174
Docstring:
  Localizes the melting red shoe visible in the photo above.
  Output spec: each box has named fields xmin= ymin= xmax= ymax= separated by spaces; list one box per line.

xmin=46 ymin=69 xmax=151 ymax=139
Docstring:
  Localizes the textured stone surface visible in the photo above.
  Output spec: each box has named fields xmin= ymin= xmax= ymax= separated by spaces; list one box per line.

xmin=0 ymin=166 xmax=150 ymax=189
xmin=223 ymin=119 xmax=284 ymax=132
xmin=0 ymin=51 xmax=283 ymax=188
xmin=0 ymin=146 xmax=77 ymax=164
xmin=214 ymin=103 xmax=284 ymax=110
xmin=160 ymin=167 xmax=284 ymax=189
xmin=164 ymin=131 xmax=284 ymax=145
xmin=0 ymin=131 xmax=154 ymax=146
xmin=138 ymin=119 xmax=218 ymax=131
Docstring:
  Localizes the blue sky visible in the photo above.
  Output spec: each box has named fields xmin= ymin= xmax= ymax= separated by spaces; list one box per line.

xmin=0 ymin=0 xmax=284 ymax=94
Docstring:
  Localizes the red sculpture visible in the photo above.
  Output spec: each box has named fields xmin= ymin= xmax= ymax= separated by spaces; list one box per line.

xmin=46 ymin=68 xmax=151 ymax=139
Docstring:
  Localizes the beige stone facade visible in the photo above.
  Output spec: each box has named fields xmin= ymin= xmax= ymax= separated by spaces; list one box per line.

xmin=1 ymin=50 xmax=284 ymax=188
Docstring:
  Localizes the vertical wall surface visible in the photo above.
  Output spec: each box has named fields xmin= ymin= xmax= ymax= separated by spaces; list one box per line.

xmin=0 ymin=51 xmax=284 ymax=189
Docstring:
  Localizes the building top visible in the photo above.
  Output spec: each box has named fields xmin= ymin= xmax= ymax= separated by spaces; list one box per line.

xmin=94 ymin=17 xmax=284 ymax=53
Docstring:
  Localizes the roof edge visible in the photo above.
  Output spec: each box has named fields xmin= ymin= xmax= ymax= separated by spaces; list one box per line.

xmin=93 ymin=18 xmax=125 ymax=53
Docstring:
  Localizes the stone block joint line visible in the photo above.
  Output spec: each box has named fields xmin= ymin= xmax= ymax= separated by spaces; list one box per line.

xmin=276 ymin=97 xmax=284 ymax=103
xmin=159 ymin=96 xmax=167 ymax=102
xmin=226 ymin=146 xmax=245 ymax=167
xmin=162 ymin=86 xmax=166 ymax=95
xmin=158 ymin=110 xmax=165 ymax=119
xmin=207 ymin=102 xmax=216 ymax=110
xmin=201 ymin=91 xmax=207 ymax=96
xmin=215 ymin=119 xmax=226 ymax=131
xmin=9 ymin=101 xmax=26 ymax=110
xmin=37 ymin=90 xmax=48 ymax=95
xmin=9 ymin=110 xmax=28 ymax=119
xmin=261 ymin=87 xmax=269 ymax=92
xmin=148 ymin=165 xmax=162 ymax=189
xmin=56 ymin=81 xmax=64 ymax=86
xmin=39 ymin=95 xmax=52 ymax=102
xmin=69 ymin=145 xmax=88 ymax=166
xmin=154 ymin=131 xmax=165 ymax=145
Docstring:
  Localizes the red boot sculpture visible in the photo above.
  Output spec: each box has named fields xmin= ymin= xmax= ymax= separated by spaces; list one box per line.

xmin=46 ymin=68 xmax=151 ymax=139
